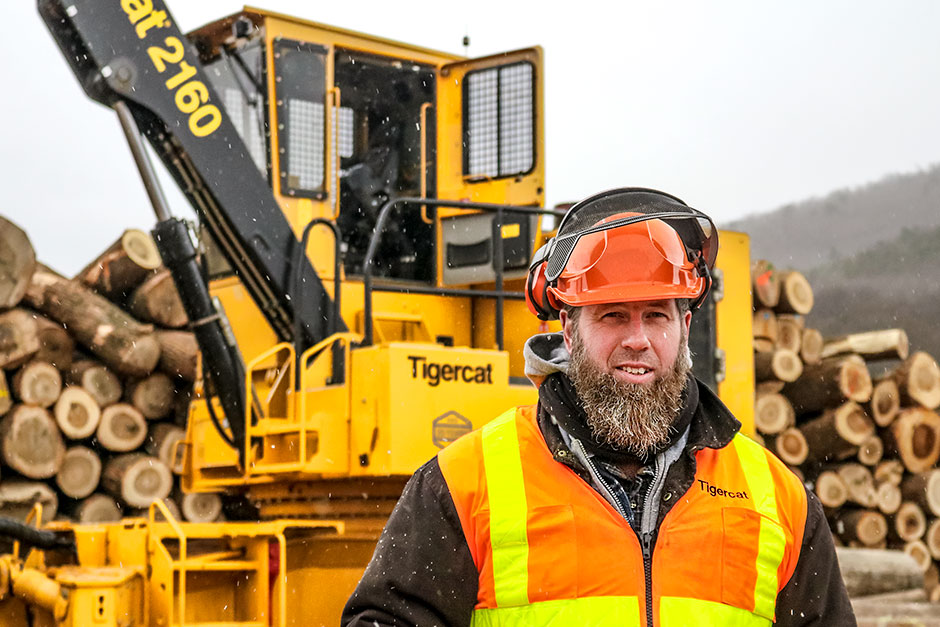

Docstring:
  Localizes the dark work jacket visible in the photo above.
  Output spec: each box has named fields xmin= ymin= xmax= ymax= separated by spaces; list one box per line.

xmin=341 ymin=379 xmax=856 ymax=626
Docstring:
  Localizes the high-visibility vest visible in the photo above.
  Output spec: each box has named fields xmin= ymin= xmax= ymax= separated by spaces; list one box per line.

xmin=438 ymin=405 xmax=807 ymax=626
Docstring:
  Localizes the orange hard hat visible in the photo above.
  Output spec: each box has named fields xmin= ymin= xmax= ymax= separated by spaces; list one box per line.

xmin=525 ymin=188 xmax=718 ymax=320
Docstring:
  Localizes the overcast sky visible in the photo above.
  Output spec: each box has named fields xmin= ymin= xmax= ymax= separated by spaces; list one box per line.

xmin=4 ymin=1 xmax=940 ymax=274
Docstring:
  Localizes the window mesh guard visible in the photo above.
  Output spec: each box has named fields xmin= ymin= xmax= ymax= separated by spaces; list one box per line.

xmin=465 ymin=62 xmax=534 ymax=178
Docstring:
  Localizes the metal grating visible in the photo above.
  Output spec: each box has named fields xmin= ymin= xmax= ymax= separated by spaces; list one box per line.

xmin=465 ymin=62 xmax=534 ymax=178
xmin=337 ymin=106 xmax=354 ymax=158
xmin=286 ymin=99 xmax=325 ymax=190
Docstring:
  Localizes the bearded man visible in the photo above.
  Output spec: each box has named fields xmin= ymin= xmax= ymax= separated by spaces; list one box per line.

xmin=343 ymin=188 xmax=854 ymax=626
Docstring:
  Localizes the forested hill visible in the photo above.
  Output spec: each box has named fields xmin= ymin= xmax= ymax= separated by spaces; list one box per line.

xmin=723 ymin=164 xmax=940 ymax=361
xmin=724 ymin=165 xmax=940 ymax=272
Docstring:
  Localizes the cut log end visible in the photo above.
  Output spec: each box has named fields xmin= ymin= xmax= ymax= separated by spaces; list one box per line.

xmin=894 ymin=352 xmax=940 ymax=410
xmin=770 ymin=428 xmax=808 ymax=466
xmin=102 ymin=454 xmax=173 ymax=508
xmin=0 ymin=406 xmax=65 ymax=479
xmin=755 ymin=349 xmax=803 ymax=383
xmin=776 ymin=270 xmax=814 ymax=315
xmin=96 ymin=403 xmax=147 ymax=452
xmin=54 ymin=386 xmax=101 ymax=440
xmin=815 ymin=470 xmax=848 ymax=509
xmin=892 ymin=502 xmax=927 ymax=543
xmin=12 ymin=361 xmax=62 ymax=408
xmin=754 ymin=392 xmax=795 ymax=435
xmin=870 ymin=378 xmax=901 ymax=428
xmin=55 ymin=446 xmax=102 ymax=499
xmin=74 ymin=494 xmax=122 ymax=523
xmin=181 ymin=492 xmax=223 ymax=523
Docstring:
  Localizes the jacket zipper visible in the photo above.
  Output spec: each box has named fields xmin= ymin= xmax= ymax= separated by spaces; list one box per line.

xmin=569 ymin=439 xmax=630 ymax=520
xmin=572 ymin=438 xmax=660 ymax=625
xmin=638 ymin=453 xmax=667 ymax=627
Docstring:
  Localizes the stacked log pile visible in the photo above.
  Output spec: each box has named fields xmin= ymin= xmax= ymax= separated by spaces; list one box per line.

xmin=0 ymin=218 xmax=221 ymax=524
xmin=752 ymin=259 xmax=940 ymax=600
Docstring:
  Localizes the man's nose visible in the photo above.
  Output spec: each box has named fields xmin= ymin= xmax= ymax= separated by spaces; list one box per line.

xmin=620 ymin=319 xmax=652 ymax=351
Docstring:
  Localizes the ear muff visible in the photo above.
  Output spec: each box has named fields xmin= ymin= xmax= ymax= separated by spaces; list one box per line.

xmin=525 ymin=243 xmax=560 ymax=320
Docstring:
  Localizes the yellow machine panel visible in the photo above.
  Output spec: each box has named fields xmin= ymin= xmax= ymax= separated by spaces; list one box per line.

xmin=349 ymin=342 xmax=537 ymax=475
xmin=715 ymin=230 xmax=756 ymax=435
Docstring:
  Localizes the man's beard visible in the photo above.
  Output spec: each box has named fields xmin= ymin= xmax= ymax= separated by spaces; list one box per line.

xmin=567 ymin=327 xmax=692 ymax=457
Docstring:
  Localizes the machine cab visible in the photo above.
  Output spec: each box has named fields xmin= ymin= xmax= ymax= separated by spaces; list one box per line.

xmin=188 ymin=8 xmax=545 ymax=290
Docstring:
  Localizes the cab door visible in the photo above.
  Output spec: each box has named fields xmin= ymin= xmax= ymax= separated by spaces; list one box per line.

xmin=437 ymin=48 xmax=544 ymax=209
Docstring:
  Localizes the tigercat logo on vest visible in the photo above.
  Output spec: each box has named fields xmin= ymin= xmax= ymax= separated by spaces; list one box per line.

xmin=407 ymin=356 xmax=493 ymax=387
xmin=698 ymin=479 xmax=748 ymax=499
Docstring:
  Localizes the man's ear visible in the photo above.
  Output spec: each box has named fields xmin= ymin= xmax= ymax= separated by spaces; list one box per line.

xmin=683 ymin=309 xmax=692 ymax=336
xmin=560 ymin=309 xmax=574 ymax=353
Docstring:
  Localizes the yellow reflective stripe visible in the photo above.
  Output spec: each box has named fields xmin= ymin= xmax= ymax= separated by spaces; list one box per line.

xmin=733 ymin=434 xmax=786 ymax=620
xmin=471 ymin=595 xmax=641 ymax=626
xmin=659 ymin=596 xmax=771 ymax=626
xmin=481 ymin=409 xmax=529 ymax=607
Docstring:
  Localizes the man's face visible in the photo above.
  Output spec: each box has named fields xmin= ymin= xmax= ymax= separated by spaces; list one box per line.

xmin=559 ymin=299 xmax=693 ymax=454
xmin=560 ymin=300 xmax=692 ymax=384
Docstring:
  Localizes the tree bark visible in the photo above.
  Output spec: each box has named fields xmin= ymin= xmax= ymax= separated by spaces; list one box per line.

xmin=815 ymin=469 xmax=848 ymax=509
xmin=55 ymin=445 xmax=102 ymax=499
xmin=782 ymin=354 xmax=873 ymax=414
xmin=126 ymin=373 xmax=176 ymax=420
xmin=0 ymin=405 xmax=64 ymax=479
xmin=24 ymin=265 xmax=160 ymax=377
xmin=754 ymin=391 xmax=794 ymax=435
xmin=73 ymin=493 xmax=122 ymax=523
xmin=884 ymin=408 xmax=940 ymax=474
xmin=800 ymin=328 xmax=824 ymax=366
xmin=75 ymin=229 xmax=162 ymax=302
xmin=96 ymin=403 xmax=147 ymax=452
xmin=180 ymin=492 xmax=223 ymax=523
xmin=765 ymin=428 xmax=808 ymax=466
xmin=751 ymin=259 xmax=780 ymax=309
xmin=891 ymin=352 xmax=940 ymax=410
xmin=101 ymin=453 xmax=173 ymax=508
xmin=900 ymin=470 xmax=940 ymax=518
xmin=836 ymin=547 xmax=923 ymax=597
xmin=12 ymin=361 xmax=62 ymax=408
xmin=67 ymin=360 xmax=122 ymax=408
xmin=127 ymin=268 xmax=188 ymax=328
xmin=0 ymin=309 xmax=40 ymax=369
xmin=800 ymin=401 xmax=875 ymax=463
xmin=822 ymin=329 xmax=910 ymax=362
xmin=0 ymin=217 xmax=37 ymax=309
xmin=53 ymin=386 xmax=101 ymax=440
xmin=754 ymin=349 xmax=803 ymax=383
xmin=145 ymin=422 xmax=186 ymax=474
xmin=155 ymin=330 xmax=199 ymax=382
xmin=31 ymin=313 xmax=74 ymax=370
xmin=752 ymin=309 xmax=778 ymax=342
xmin=869 ymin=378 xmax=902 ymax=428
xmin=889 ymin=502 xmax=927 ymax=543
xmin=0 ymin=480 xmax=57 ymax=524
xmin=775 ymin=269 xmax=814 ymax=315
xmin=836 ymin=510 xmax=888 ymax=547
